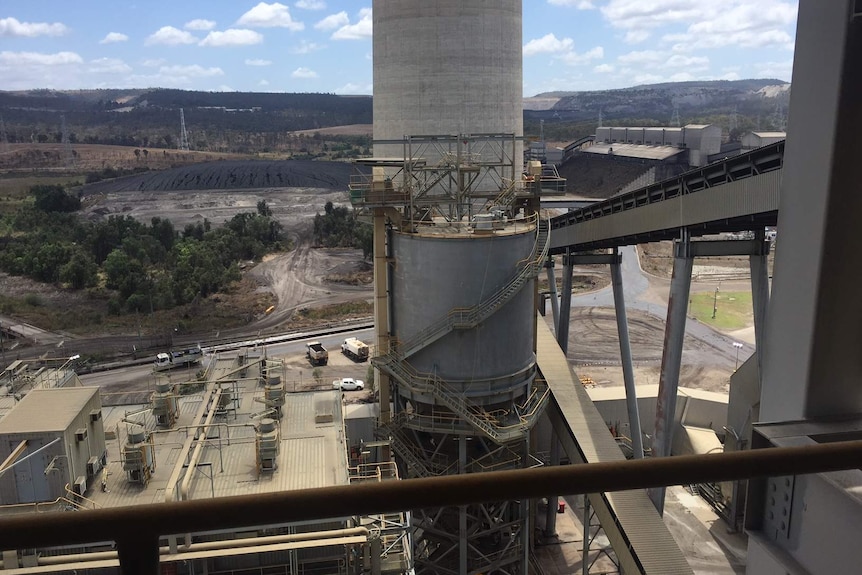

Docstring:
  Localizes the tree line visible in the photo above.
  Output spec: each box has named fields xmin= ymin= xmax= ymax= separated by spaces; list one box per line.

xmin=0 ymin=186 xmax=286 ymax=315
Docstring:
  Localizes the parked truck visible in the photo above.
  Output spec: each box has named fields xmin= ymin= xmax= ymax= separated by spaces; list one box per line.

xmin=154 ymin=345 xmax=203 ymax=372
xmin=341 ymin=338 xmax=369 ymax=362
xmin=306 ymin=341 xmax=329 ymax=366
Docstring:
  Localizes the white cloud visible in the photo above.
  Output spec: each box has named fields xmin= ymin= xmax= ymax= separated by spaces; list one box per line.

xmin=216 ymin=85 xmax=235 ymax=92
xmin=754 ymin=59 xmax=794 ymax=80
xmin=664 ymin=54 xmax=709 ymax=69
xmin=315 ymin=11 xmax=349 ymax=30
xmin=245 ymin=58 xmax=272 ymax=66
xmin=160 ymin=64 xmax=224 ymax=77
xmin=259 ymin=79 xmax=270 ymax=86
xmin=548 ymin=0 xmax=595 ymax=8
xmin=334 ymin=82 xmax=372 ymax=95
xmin=594 ymin=64 xmax=614 ymax=74
xmin=0 ymin=51 xmax=82 ymax=66
xmin=632 ymin=73 xmax=664 ymax=85
xmin=99 ymin=32 xmax=129 ymax=44
xmin=664 ymin=2 xmax=796 ymax=51
xmin=558 ymin=46 xmax=604 ymax=66
xmin=618 ymin=50 xmax=665 ymax=66
xmin=185 ymin=19 xmax=217 ymax=31
xmin=624 ymin=30 xmax=649 ymax=44
xmin=523 ymin=33 xmax=574 ymax=56
xmin=89 ymin=57 xmax=132 ymax=74
xmin=295 ymin=0 xmax=326 ymax=9
xmin=145 ymin=26 xmax=197 ymax=46
xmin=199 ymin=29 xmax=264 ymax=47
xmin=291 ymin=40 xmax=323 ymax=54
xmin=331 ymin=8 xmax=371 ymax=40
xmin=291 ymin=67 xmax=318 ymax=78
xmin=141 ymin=58 xmax=165 ymax=67
xmin=601 ymin=0 xmax=702 ymax=30
xmin=0 ymin=17 xmax=68 ymax=37
xmin=237 ymin=2 xmax=304 ymax=31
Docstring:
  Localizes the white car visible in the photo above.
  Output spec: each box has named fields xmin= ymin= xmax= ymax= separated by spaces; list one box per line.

xmin=333 ymin=378 xmax=364 ymax=391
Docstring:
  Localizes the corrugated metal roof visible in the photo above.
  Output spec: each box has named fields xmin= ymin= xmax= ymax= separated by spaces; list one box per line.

xmin=537 ymin=323 xmax=694 ymax=575
xmin=0 ymin=387 xmax=98 ymax=434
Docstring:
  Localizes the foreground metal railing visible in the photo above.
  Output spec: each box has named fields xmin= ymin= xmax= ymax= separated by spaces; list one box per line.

xmin=0 ymin=441 xmax=860 ymax=575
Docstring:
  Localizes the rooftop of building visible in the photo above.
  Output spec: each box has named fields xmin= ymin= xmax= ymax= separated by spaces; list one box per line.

xmin=0 ymin=386 xmax=98 ymax=434
xmin=583 ymin=142 xmax=686 ymax=161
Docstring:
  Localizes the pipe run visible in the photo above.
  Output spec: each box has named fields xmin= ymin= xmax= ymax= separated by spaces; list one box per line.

xmin=0 ymin=440 xmax=860 ymax=551
xmin=33 ymin=527 xmax=371 ymax=567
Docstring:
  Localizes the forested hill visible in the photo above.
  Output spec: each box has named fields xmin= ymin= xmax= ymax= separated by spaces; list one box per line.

xmin=0 ymin=89 xmax=372 ymax=152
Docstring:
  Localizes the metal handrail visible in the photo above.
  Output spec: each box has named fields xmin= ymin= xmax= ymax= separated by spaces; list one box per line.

xmin=0 ymin=441 xmax=859 ymax=573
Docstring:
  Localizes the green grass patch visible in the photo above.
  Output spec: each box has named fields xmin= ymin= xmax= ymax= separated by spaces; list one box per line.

xmin=0 ymin=174 xmax=84 ymax=216
xmin=689 ymin=290 xmax=753 ymax=331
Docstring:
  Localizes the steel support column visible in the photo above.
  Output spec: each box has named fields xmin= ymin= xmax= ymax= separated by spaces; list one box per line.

xmin=544 ymin=437 xmax=561 ymax=537
xmin=558 ymin=249 xmax=574 ymax=355
xmin=611 ymin=249 xmax=643 ymax=459
xmin=373 ymin=209 xmax=391 ymax=424
xmin=545 ymin=256 xmax=560 ymax=333
xmin=459 ymin=436 xmax=467 ymax=575
xmin=649 ymin=232 xmax=693 ymax=513
xmin=582 ymin=495 xmax=590 ymax=575
xmin=749 ymin=231 xmax=770 ymax=376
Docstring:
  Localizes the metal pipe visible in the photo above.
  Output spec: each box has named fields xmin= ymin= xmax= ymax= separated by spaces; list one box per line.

xmin=164 ymin=381 xmax=220 ymax=504
xmin=611 ymin=251 xmax=644 ymax=459
xmin=181 ymin=388 xmax=223 ymax=501
xmin=35 ymin=527 xmax=372 ymax=566
xmin=0 ymin=440 xmax=860 ymax=551
xmin=0 ymin=437 xmax=61 ymax=478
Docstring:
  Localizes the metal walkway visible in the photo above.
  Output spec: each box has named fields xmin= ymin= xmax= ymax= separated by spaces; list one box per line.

xmin=549 ymin=141 xmax=784 ymax=253
xmin=537 ymin=321 xmax=694 ymax=575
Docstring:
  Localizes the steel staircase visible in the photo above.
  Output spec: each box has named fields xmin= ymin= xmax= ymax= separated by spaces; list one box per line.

xmin=387 ymin=217 xmax=549 ymax=360
xmin=374 ymin=218 xmax=550 ymax=446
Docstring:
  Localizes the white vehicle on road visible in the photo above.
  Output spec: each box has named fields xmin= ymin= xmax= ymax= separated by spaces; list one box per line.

xmin=333 ymin=377 xmax=364 ymax=391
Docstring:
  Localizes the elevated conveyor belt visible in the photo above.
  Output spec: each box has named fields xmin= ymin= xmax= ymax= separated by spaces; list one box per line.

xmin=550 ymin=141 xmax=784 ymax=252
xmin=537 ymin=321 xmax=694 ymax=575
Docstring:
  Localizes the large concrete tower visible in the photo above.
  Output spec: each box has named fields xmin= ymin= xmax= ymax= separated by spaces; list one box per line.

xmin=364 ymin=3 xmax=549 ymax=575
xmin=373 ymin=0 xmax=523 ymax=174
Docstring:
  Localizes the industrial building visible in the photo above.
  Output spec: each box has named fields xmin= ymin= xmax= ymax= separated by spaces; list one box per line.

xmin=0 ymin=350 xmax=411 ymax=574
xmin=0 ymin=2 xmax=858 ymax=575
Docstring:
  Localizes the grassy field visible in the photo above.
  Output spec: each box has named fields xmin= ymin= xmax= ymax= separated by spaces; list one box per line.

xmin=689 ymin=290 xmax=753 ymax=330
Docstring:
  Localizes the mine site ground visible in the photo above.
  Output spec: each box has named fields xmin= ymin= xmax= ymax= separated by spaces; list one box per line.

xmin=1 ymin=169 xmax=766 ymax=405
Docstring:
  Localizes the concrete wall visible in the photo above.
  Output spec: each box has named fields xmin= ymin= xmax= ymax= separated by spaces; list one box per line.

xmin=373 ymin=0 xmax=523 ymax=173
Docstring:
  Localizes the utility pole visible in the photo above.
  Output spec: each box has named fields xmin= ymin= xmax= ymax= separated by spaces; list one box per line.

xmin=179 ymin=108 xmax=190 ymax=151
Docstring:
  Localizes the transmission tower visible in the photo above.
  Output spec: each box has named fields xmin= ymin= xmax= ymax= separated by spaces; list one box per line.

xmin=60 ymin=114 xmax=75 ymax=167
xmin=0 ymin=115 xmax=9 ymax=153
xmin=598 ymin=107 xmax=603 ymax=128
xmin=178 ymin=108 xmax=190 ymax=151
xmin=670 ymin=102 xmax=681 ymax=127
xmin=730 ymin=106 xmax=738 ymax=131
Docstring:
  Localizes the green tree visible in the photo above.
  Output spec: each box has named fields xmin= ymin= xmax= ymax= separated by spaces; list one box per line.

xmin=31 ymin=185 xmax=81 ymax=213
xmin=59 ymin=250 xmax=98 ymax=289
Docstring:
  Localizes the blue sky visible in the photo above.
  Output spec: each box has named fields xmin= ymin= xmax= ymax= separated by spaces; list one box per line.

xmin=0 ymin=1 xmax=797 ymax=95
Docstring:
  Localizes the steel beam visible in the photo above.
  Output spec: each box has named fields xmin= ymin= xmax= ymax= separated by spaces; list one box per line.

xmin=544 ymin=257 xmax=560 ymax=333
xmin=649 ymin=233 xmax=693 ymax=513
xmin=373 ymin=209 xmax=391 ymax=424
xmin=567 ymin=253 xmax=620 ymax=265
xmin=749 ymin=231 xmax=770 ymax=376
xmin=683 ymin=239 xmax=769 ymax=258
xmin=611 ymin=249 xmax=643 ymax=459
xmin=557 ymin=249 xmax=574 ymax=354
